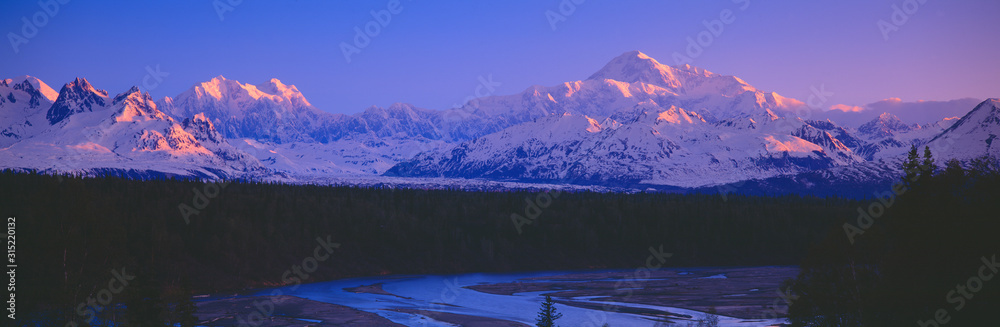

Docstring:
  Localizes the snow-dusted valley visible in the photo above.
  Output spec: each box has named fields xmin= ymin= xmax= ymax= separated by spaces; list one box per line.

xmin=2 ymin=51 xmax=997 ymax=193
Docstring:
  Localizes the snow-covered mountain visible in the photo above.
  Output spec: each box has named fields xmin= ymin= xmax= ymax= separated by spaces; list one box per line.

xmin=157 ymin=76 xmax=331 ymax=144
xmin=707 ymin=99 xmax=998 ymax=197
xmin=0 ymin=76 xmax=59 ymax=147
xmin=158 ymin=76 xmax=480 ymax=144
xmin=851 ymin=113 xmax=956 ymax=161
xmin=154 ymin=77 xmax=480 ymax=176
xmin=1 ymin=51 xmax=997 ymax=193
xmin=386 ymin=52 xmax=997 ymax=189
xmin=927 ymin=98 xmax=1000 ymax=160
xmin=1 ymin=78 xmax=265 ymax=178
xmin=386 ymin=103 xmax=863 ymax=187
xmin=385 ymin=51 xmax=861 ymax=187
xmin=438 ymin=51 xmax=807 ymax=141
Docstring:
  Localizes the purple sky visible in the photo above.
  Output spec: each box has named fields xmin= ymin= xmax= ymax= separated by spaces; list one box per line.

xmin=2 ymin=0 xmax=998 ymax=114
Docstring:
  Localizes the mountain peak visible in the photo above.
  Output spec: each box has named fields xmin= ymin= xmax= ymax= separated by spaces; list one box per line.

xmin=256 ymin=78 xmax=288 ymax=93
xmin=111 ymin=88 xmax=166 ymax=123
xmin=927 ymin=98 xmax=1000 ymax=159
xmin=46 ymin=78 xmax=109 ymax=125
xmin=58 ymin=77 xmax=109 ymax=99
xmin=262 ymin=78 xmax=286 ymax=88
xmin=256 ymin=78 xmax=312 ymax=109
xmin=947 ymin=98 xmax=1000 ymax=129
xmin=587 ymin=51 xmax=715 ymax=81
xmin=7 ymin=75 xmax=59 ymax=102
xmin=623 ymin=50 xmax=654 ymax=61
xmin=876 ymin=112 xmax=898 ymax=121
xmin=190 ymin=75 xmax=263 ymax=101
xmin=63 ymin=77 xmax=108 ymax=98
xmin=71 ymin=77 xmax=90 ymax=86
xmin=986 ymin=98 xmax=1000 ymax=108
xmin=256 ymin=78 xmax=292 ymax=93
xmin=112 ymin=86 xmax=143 ymax=105
xmin=585 ymin=51 xmax=755 ymax=99
xmin=255 ymin=78 xmax=287 ymax=94
xmin=587 ymin=51 xmax=683 ymax=88
xmin=858 ymin=112 xmax=911 ymax=137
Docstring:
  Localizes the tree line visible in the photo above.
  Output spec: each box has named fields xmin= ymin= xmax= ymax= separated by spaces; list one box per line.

xmin=786 ymin=149 xmax=1000 ymax=326
xmin=1 ymin=169 xmax=859 ymax=325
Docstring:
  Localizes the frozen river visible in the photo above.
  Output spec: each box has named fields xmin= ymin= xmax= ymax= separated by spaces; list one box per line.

xmin=250 ymin=268 xmax=790 ymax=326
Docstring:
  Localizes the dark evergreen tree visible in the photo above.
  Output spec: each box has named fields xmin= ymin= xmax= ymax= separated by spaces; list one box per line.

xmin=920 ymin=146 xmax=935 ymax=178
xmin=901 ymin=145 xmax=920 ymax=185
xmin=943 ymin=159 xmax=963 ymax=176
xmin=968 ymin=155 xmax=1000 ymax=177
xmin=535 ymin=295 xmax=562 ymax=327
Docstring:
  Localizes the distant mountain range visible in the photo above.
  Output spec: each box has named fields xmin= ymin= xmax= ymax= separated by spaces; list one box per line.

xmin=2 ymin=51 xmax=997 ymax=195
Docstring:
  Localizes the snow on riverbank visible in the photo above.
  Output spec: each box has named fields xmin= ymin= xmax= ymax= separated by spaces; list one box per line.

xmin=248 ymin=268 xmax=789 ymax=327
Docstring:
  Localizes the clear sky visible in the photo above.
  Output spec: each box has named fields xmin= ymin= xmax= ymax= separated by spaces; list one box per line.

xmin=2 ymin=0 xmax=998 ymax=114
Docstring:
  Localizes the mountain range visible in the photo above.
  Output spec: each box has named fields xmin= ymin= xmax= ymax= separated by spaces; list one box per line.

xmin=2 ymin=51 xmax=997 ymax=195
